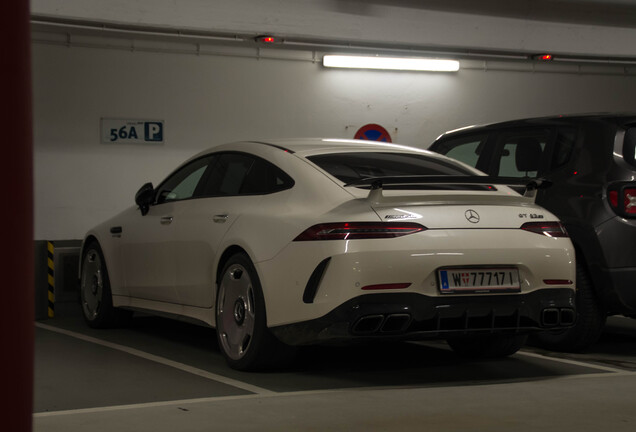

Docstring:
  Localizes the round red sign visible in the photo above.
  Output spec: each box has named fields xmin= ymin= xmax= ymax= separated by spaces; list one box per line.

xmin=354 ymin=124 xmax=392 ymax=143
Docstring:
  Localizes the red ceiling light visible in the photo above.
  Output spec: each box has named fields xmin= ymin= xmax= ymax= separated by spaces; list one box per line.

xmin=256 ymin=35 xmax=276 ymax=43
xmin=534 ymin=54 xmax=554 ymax=61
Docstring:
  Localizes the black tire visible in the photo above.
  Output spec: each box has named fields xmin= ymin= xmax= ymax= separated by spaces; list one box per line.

xmin=532 ymin=259 xmax=606 ymax=352
xmin=80 ymin=241 xmax=132 ymax=328
xmin=215 ymin=253 xmax=295 ymax=371
xmin=447 ymin=334 xmax=528 ymax=358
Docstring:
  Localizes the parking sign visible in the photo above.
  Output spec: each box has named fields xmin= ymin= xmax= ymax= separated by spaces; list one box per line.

xmin=100 ymin=118 xmax=165 ymax=144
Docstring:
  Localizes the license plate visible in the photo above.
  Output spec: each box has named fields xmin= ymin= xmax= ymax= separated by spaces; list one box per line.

xmin=438 ymin=267 xmax=520 ymax=294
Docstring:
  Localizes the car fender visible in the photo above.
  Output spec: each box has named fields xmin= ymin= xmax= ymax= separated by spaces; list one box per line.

xmin=80 ymin=207 xmax=137 ymax=298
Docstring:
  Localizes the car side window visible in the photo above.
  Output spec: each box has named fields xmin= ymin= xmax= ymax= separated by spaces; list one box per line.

xmin=240 ymin=157 xmax=295 ymax=194
xmin=433 ymin=134 xmax=488 ymax=170
xmin=155 ymin=156 xmax=215 ymax=204
xmin=202 ymin=152 xmax=294 ymax=196
xmin=494 ymin=131 xmax=550 ymax=177
xmin=552 ymin=128 xmax=577 ymax=169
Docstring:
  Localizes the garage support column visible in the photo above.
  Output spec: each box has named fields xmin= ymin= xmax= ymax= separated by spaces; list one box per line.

xmin=1 ymin=0 xmax=34 ymax=430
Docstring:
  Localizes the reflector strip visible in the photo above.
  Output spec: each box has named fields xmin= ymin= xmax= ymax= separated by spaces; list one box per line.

xmin=361 ymin=283 xmax=411 ymax=291
xmin=609 ymin=190 xmax=619 ymax=208
xmin=543 ymin=279 xmax=573 ymax=285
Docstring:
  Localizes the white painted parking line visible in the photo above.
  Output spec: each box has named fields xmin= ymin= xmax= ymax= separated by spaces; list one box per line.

xmin=516 ymin=350 xmax=635 ymax=374
xmin=33 ymin=394 xmax=263 ymax=417
xmin=33 ymin=389 xmax=351 ymax=418
xmin=35 ymin=322 xmax=275 ymax=396
xmin=416 ymin=340 xmax=636 ymax=375
xmin=36 ymin=322 xmax=636 ymax=421
xmin=35 ymin=365 xmax=636 ymax=419
xmin=552 ymin=371 xmax=636 ymax=381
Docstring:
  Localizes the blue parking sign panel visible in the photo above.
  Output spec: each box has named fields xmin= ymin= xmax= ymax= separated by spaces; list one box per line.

xmin=144 ymin=122 xmax=163 ymax=142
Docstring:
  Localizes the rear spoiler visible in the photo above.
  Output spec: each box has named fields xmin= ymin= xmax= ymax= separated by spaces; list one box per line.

xmin=344 ymin=176 xmax=551 ymax=202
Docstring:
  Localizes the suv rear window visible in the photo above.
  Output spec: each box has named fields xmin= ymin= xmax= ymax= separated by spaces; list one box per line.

xmin=434 ymin=134 xmax=488 ymax=169
xmin=307 ymin=152 xmax=472 ymax=184
xmin=432 ymin=127 xmax=577 ymax=178
xmin=624 ymin=127 xmax=636 ymax=168
xmin=494 ymin=131 xmax=550 ymax=177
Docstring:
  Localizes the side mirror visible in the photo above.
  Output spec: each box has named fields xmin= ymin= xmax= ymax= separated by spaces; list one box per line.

xmin=135 ymin=182 xmax=155 ymax=216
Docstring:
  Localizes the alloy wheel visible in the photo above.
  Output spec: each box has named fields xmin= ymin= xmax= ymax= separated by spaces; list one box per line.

xmin=217 ymin=264 xmax=256 ymax=360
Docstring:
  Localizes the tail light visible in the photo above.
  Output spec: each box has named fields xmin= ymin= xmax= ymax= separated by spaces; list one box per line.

xmin=294 ymin=222 xmax=426 ymax=241
xmin=608 ymin=184 xmax=636 ymax=217
xmin=521 ymin=222 xmax=569 ymax=237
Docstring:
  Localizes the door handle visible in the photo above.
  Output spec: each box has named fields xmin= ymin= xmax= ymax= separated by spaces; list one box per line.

xmin=160 ymin=216 xmax=174 ymax=225
xmin=213 ymin=214 xmax=229 ymax=223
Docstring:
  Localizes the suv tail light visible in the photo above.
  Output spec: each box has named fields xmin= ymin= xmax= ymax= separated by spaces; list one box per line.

xmin=521 ymin=222 xmax=569 ymax=237
xmin=608 ymin=183 xmax=636 ymax=217
xmin=294 ymin=222 xmax=426 ymax=241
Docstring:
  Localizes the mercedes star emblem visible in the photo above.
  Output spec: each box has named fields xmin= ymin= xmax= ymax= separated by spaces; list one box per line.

xmin=465 ymin=209 xmax=480 ymax=223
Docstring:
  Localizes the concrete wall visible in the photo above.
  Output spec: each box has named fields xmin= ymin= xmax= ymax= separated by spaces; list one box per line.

xmin=32 ymin=35 xmax=636 ymax=241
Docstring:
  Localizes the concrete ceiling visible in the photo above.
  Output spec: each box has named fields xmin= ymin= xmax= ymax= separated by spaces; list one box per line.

xmin=340 ymin=0 xmax=636 ymax=28
xmin=30 ymin=0 xmax=636 ymax=60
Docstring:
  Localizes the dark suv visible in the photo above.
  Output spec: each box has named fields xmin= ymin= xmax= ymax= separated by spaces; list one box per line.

xmin=429 ymin=114 xmax=636 ymax=351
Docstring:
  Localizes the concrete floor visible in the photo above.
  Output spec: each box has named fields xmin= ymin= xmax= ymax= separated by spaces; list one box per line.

xmin=33 ymin=312 xmax=636 ymax=431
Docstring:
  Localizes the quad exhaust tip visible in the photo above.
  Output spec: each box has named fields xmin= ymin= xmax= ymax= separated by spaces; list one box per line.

xmin=542 ymin=307 xmax=575 ymax=327
xmin=382 ymin=314 xmax=411 ymax=332
xmin=352 ymin=314 xmax=412 ymax=334
xmin=353 ymin=315 xmax=384 ymax=334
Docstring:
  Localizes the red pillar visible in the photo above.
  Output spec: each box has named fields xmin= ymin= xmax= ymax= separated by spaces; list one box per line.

xmin=1 ymin=0 xmax=34 ymax=430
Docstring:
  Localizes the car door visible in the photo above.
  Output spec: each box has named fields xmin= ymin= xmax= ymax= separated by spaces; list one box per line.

xmin=173 ymin=152 xmax=294 ymax=308
xmin=121 ymin=155 xmax=215 ymax=303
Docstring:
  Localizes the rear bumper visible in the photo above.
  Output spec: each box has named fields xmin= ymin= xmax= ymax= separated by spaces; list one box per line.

xmin=258 ymin=229 xmax=575 ymax=328
xmin=270 ymin=289 xmax=576 ymax=346
xmin=604 ymin=267 xmax=636 ymax=314
xmin=591 ymin=216 xmax=636 ymax=313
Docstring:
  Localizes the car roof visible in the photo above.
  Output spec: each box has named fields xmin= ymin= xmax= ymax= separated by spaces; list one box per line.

xmin=195 ymin=138 xmax=445 ymax=159
xmin=247 ymin=138 xmax=433 ymax=156
xmin=437 ymin=112 xmax=636 ymax=140
xmin=184 ymin=138 xmax=479 ymax=175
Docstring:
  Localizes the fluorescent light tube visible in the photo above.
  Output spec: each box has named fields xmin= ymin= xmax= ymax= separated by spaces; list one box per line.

xmin=323 ymin=55 xmax=459 ymax=72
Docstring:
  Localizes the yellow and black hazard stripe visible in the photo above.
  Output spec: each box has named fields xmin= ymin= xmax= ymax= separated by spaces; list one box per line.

xmin=47 ymin=241 xmax=55 ymax=318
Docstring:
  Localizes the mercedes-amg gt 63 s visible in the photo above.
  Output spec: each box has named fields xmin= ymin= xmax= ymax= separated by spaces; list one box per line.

xmin=80 ymin=139 xmax=576 ymax=370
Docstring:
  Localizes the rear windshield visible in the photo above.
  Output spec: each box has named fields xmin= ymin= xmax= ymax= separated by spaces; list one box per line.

xmin=307 ymin=152 xmax=474 ymax=187
xmin=625 ymin=127 xmax=636 ymax=168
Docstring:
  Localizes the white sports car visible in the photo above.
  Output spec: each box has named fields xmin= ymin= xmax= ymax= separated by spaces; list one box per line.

xmin=80 ymin=139 xmax=576 ymax=370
